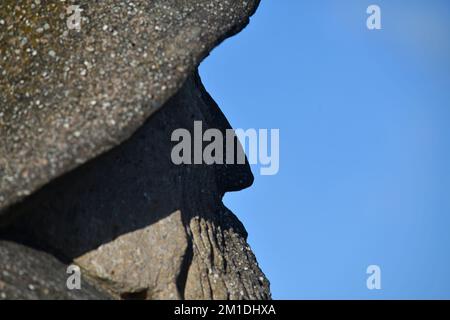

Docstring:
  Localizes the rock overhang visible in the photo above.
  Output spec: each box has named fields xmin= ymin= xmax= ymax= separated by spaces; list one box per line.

xmin=0 ymin=0 xmax=260 ymax=214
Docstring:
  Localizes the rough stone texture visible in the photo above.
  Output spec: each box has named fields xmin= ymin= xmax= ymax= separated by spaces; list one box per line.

xmin=0 ymin=0 xmax=260 ymax=213
xmin=0 ymin=240 xmax=111 ymax=300
xmin=1 ymin=72 xmax=271 ymax=300
xmin=0 ymin=0 xmax=270 ymax=300
xmin=76 ymin=210 xmax=189 ymax=300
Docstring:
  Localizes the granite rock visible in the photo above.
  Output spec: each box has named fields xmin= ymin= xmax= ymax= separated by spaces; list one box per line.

xmin=2 ymin=72 xmax=271 ymax=299
xmin=0 ymin=240 xmax=111 ymax=300
xmin=0 ymin=0 xmax=260 ymax=213
xmin=0 ymin=0 xmax=270 ymax=300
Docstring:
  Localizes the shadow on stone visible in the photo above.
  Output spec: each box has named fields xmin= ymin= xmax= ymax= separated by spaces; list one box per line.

xmin=0 ymin=72 xmax=270 ymax=300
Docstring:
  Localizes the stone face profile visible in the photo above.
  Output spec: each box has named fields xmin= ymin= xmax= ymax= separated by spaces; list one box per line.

xmin=0 ymin=0 xmax=270 ymax=299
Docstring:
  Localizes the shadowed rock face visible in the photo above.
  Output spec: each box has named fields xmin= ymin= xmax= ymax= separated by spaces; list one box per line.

xmin=0 ymin=1 xmax=270 ymax=300
xmin=0 ymin=241 xmax=111 ymax=300
xmin=1 ymin=72 xmax=271 ymax=299
xmin=0 ymin=0 xmax=260 ymax=213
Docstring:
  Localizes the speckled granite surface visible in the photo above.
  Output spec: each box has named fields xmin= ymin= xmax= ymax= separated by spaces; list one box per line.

xmin=0 ymin=0 xmax=260 ymax=213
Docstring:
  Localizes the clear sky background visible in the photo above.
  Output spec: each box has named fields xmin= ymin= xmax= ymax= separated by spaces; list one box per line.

xmin=199 ymin=0 xmax=450 ymax=299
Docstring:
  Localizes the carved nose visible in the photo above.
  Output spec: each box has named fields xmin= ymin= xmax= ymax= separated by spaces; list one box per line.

xmin=192 ymin=72 xmax=255 ymax=195
xmin=215 ymin=162 xmax=254 ymax=195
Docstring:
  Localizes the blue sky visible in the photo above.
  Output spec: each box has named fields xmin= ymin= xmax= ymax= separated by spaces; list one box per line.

xmin=200 ymin=0 xmax=450 ymax=299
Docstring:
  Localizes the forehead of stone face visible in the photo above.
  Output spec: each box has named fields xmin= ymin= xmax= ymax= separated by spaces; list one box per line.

xmin=0 ymin=0 xmax=259 ymax=213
